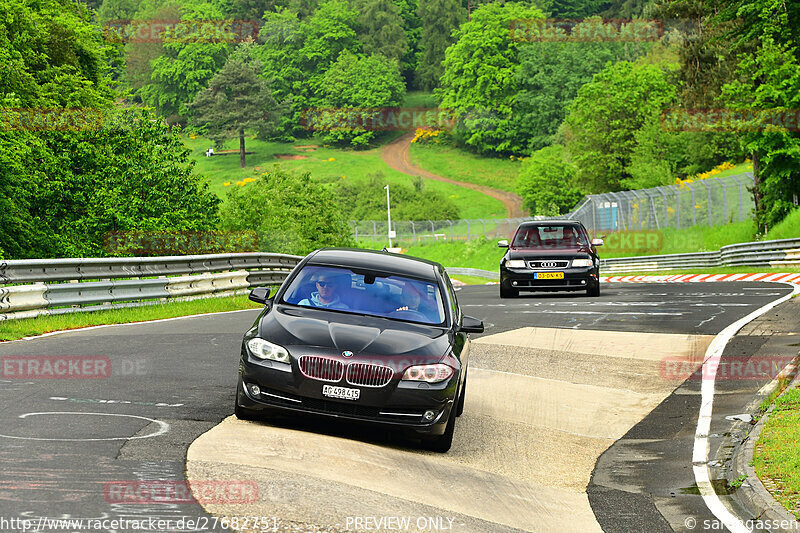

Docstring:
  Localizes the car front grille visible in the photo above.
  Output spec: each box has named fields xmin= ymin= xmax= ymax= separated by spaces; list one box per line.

xmin=299 ymin=356 xmax=344 ymax=382
xmin=527 ymin=260 xmax=570 ymax=269
xmin=346 ymin=363 xmax=394 ymax=387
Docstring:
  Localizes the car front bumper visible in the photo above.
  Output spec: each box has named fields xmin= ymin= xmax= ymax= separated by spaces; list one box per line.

xmin=238 ymin=356 xmax=459 ymax=436
xmin=500 ymin=266 xmax=599 ymax=292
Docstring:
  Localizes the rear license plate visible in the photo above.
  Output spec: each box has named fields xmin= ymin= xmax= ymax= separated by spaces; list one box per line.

xmin=322 ymin=385 xmax=360 ymax=401
xmin=534 ymin=272 xmax=564 ymax=279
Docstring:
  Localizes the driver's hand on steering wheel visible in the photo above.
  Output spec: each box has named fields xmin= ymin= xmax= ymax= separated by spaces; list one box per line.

xmin=395 ymin=305 xmax=410 ymax=312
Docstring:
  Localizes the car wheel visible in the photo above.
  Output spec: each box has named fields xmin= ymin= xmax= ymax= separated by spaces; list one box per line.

xmin=455 ymin=375 xmax=467 ymax=417
xmin=234 ymin=387 xmax=260 ymax=421
xmin=423 ymin=407 xmax=457 ymax=453
xmin=500 ymin=285 xmax=518 ymax=298
xmin=587 ymin=283 xmax=600 ymax=297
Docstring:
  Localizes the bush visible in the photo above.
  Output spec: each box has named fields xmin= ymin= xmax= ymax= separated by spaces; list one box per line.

xmin=336 ymin=173 xmax=460 ymax=221
xmin=517 ymin=145 xmax=585 ymax=215
xmin=221 ymin=168 xmax=353 ymax=255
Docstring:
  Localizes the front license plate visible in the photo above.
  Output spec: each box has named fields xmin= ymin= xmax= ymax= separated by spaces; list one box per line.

xmin=535 ymin=272 xmax=564 ymax=279
xmin=322 ymin=385 xmax=360 ymax=401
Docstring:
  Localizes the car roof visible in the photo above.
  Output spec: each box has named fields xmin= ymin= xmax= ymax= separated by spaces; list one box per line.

xmin=517 ymin=220 xmax=585 ymax=229
xmin=306 ymin=248 xmax=442 ymax=281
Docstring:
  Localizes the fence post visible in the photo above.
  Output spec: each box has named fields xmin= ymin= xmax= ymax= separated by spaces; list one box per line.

xmin=447 ymin=220 xmax=453 ymax=240
xmin=493 ymin=219 xmax=500 ymax=238
xmin=723 ymin=183 xmax=728 ymax=223
xmin=676 ymin=189 xmax=681 ymax=229
xmin=353 ymin=221 xmax=358 ymax=242
xmin=480 ymin=219 xmax=485 ymax=237
xmin=686 ymin=183 xmax=697 ymax=226
xmin=410 ymin=221 xmax=416 ymax=244
xmin=372 ymin=221 xmax=377 ymax=242
xmin=466 ymin=220 xmax=470 ymax=240
xmin=705 ymin=181 xmax=713 ymax=226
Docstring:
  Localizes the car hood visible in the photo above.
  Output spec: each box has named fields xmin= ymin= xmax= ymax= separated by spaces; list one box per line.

xmin=258 ymin=305 xmax=451 ymax=360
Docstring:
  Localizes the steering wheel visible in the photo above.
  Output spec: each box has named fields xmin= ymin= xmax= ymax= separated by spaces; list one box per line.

xmin=390 ymin=309 xmax=427 ymax=321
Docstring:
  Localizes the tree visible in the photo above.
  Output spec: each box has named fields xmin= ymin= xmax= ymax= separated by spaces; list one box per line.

xmin=437 ymin=2 xmax=544 ymax=154
xmin=191 ymin=45 xmax=282 ymax=167
xmin=220 ymin=167 xmax=352 ymax=255
xmin=354 ymin=0 xmax=408 ymax=63
xmin=415 ymin=0 xmax=465 ymax=90
xmin=517 ymin=145 xmax=585 ymax=215
xmin=254 ymin=0 xmax=360 ymax=137
xmin=0 ymin=0 xmax=116 ymax=108
xmin=515 ymin=18 xmax=650 ymax=152
xmin=313 ymin=51 xmax=406 ymax=147
xmin=549 ymin=0 xmax=608 ymax=18
xmin=137 ymin=2 xmax=230 ymax=123
xmin=563 ymin=60 xmax=677 ymax=192
xmin=721 ymin=37 xmax=800 ymax=229
xmin=0 ymin=110 xmax=220 ymax=258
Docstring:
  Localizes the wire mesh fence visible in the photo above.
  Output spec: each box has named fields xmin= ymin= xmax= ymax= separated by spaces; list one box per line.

xmin=351 ymin=173 xmax=756 ymax=244
xmin=564 ymin=173 xmax=755 ymax=232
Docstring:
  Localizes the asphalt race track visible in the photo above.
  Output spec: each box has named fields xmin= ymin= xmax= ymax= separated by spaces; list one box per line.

xmin=0 ymin=281 xmax=794 ymax=533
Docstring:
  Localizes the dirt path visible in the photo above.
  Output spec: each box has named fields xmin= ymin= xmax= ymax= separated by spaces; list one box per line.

xmin=380 ymin=133 xmax=526 ymax=218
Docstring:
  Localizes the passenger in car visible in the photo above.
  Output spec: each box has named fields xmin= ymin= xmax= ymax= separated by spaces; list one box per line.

xmin=298 ymin=273 xmax=350 ymax=310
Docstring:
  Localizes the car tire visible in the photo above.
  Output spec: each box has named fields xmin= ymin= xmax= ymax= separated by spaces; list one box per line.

xmin=234 ymin=388 xmax=260 ymax=421
xmin=423 ymin=407 xmax=456 ymax=453
xmin=587 ymin=283 xmax=600 ymax=297
xmin=500 ymin=285 xmax=518 ymax=298
xmin=455 ymin=375 xmax=467 ymax=417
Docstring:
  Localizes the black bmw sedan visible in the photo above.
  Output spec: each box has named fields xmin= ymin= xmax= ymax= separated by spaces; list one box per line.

xmin=499 ymin=221 xmax=603 ymax=298
xmin=235 ymin=248 xmax=484 ymax=452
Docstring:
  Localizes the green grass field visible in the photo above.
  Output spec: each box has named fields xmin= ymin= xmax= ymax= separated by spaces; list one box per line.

xmin=184 ymin=135 xmax=506 ymax=219
xmin=0 ymin=295 xmax=264 ymax=342
xmin=409 ymin=142 xmax=522 ymax=193
xmin=754 ymin=386 xmax=800 ymax=520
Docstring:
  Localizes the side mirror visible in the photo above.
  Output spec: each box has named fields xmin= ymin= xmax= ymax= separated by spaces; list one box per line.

xmin=249 ymin=287 xmax=271 ymax=305
xmin=497 ymin=240 xmax=509 ymax=248
xmin=459 ymin=315 xmax=484 ymax=333
xmin=591 ymin=238 xmax=604 ymax=247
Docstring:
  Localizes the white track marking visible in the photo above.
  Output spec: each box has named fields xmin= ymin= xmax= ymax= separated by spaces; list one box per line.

xmin=0 ymin=412 xmax=170 ymax=441
xmin=692 ymin=282 xmax=800 ymax=533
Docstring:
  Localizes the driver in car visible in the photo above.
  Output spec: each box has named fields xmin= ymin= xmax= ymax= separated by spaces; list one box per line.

xmin=395 ymin=282 xmax=438 ymax=322
xmin=298 ymin=273 xmax=350 ymax=310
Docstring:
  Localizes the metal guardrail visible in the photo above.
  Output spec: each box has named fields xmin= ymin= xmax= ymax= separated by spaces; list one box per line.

xmin=601 ymin=238 xmax=800 ymax=272
xmin=445 ymin=267 xmax=500 ymax=280
xmin=0 ymin=253 xmax=303 ymax=321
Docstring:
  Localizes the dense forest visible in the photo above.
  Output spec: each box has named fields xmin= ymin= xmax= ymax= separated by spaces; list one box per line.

xmin=1 ymin=0 xmax=799 ymax=258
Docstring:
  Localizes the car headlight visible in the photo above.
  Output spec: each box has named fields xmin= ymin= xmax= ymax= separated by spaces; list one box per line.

xmin=505 ymin=260 xmax=526 ymax=268
xmin=247 ymin=338 xmax=290 ymax=364
xmin=402 ymin=364 xmax=454 ymax=383
xmin=572 ymin=258 xmax=593 ymax=267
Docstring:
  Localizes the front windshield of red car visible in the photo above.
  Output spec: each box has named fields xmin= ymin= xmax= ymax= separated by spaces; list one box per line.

xmin=281 ymin=265 xmax=447 ymax=326
xmin=512 ymin=225 xmax=586 ymax=248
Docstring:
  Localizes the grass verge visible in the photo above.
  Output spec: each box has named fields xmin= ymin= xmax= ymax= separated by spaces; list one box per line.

xmin=753 ymin=385 xmax=800 ymax=519
xmin=0 ymin=295 xmax=264 ymax=342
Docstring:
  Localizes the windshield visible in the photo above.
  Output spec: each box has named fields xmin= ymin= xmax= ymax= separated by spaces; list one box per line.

xmin=512 ymin=225 xmax=587 ymax=248
xmin=281 ymin=265 xmax=447 ymax=326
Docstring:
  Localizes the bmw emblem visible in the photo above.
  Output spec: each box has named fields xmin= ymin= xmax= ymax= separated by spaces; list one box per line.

xmin=342 ymin=350 xmax=354 ymax=358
